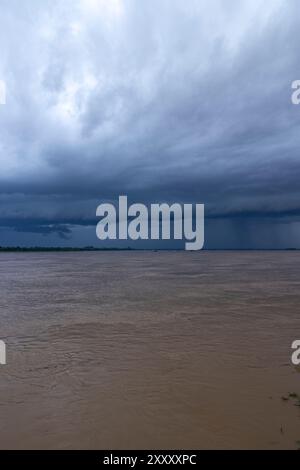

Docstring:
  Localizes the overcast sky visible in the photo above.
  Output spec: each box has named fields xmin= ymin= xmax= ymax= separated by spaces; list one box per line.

xmin=0 ymin=0 xmax=300 ymax=248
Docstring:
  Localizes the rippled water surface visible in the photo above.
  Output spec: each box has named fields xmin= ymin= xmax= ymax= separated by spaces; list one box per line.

xmin=0 ymin=251 xmax=299 ymax=449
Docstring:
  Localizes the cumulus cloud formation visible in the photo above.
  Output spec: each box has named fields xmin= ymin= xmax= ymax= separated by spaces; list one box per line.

xmin=0 ymin=0 xmax=300 ymax=247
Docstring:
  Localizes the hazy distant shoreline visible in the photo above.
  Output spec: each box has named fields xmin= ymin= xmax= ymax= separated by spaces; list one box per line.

xmin=0 ymin=247 xmax=299 ymax=253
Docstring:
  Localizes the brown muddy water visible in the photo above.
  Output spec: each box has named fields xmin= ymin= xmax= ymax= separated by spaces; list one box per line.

xmin=0 ymin=251 xmax=299 ymax=449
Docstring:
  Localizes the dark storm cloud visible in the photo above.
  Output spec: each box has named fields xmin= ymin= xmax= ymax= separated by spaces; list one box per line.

xmin=0 ymin=0 xmax=300 ymax=245
xmin=14 ymin=224 xmax=72 ymax=239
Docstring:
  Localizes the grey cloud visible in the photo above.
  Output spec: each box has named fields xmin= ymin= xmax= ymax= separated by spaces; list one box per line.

xmin=0 ymin=0 xmax=300 ymax=247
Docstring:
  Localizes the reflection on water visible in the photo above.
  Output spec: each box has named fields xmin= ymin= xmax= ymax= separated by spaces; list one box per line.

xmin=0 ymin=251 xmax=299 ymax=449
